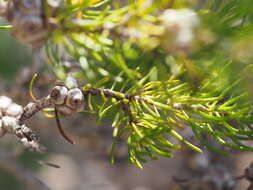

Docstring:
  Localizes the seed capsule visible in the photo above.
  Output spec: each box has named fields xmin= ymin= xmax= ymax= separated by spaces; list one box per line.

xmin=50 ymin=86 xmax=68 ymax=105
xmin=13 ymin=0 xmax=42 ymax=15
xmin=4 ymin=0 xmax=47 ymax=47
xmin=2 ymin=116 xmax=18 ymax=133
xmin=11 ymin=15 xmax=46 ymax=48
xmin=0 ymin=96 xmax=13 ymax=113
xmin=6 ymin=103 xmax=23 ymax=117
xmin=66 ymin=88 xmax=85 ymax=112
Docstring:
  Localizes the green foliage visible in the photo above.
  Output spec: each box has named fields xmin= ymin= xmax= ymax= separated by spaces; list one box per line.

xmin=77 ymin=64 xmax=253 ymax=168
xmin=3 ymin=0 xmax=253 ymax=168
xmin=43 ymin=0 xmax=253 ymax=168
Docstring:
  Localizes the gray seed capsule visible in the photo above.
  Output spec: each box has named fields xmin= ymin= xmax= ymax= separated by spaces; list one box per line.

xmin=2 ymin=116 xmax=18 ymax=133
xmin=50 ymin=86 xmax=68 ymax=105
xmin=6 ymin=103 xmax=23 ymax=117
xmin=66 ymin=88 xmax=85 ymax=112
xmin=21 ymin=137 xmax=28 ymax=145
xmin=0 ymin=96 xmax=13 ymax=113
xmin=12 ymin=15 xmax=46 ymax=48
xmin=5 ymin=0 xmax=47 ymax=47
xmin=13 ymin=0 xmax=42 ymax=14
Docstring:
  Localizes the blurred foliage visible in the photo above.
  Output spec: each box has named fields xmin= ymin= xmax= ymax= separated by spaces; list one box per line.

xmin=0 ymin=170 xmax=22 ymax=189
xmin=0 ymin=20 xmax=31 ymax=81
xmin=2 ymin=0 xmax=253 ymax=169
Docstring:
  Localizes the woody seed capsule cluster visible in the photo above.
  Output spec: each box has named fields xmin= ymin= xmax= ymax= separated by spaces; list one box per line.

xmin=0 ymin=96 xmax=44 ymax=152
xmin=5 ymin=0 xmax=47 ymax=47
xmin=50 ymin=86 xmax=86 ymax=115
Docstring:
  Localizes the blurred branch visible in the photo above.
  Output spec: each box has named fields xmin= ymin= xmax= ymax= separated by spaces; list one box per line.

xmin=0 ymin=96 xmax=46 ymax=152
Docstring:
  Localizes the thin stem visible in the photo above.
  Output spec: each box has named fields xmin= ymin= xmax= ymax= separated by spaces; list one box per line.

xmin=54 ymin=107 xmax=75 ymax=145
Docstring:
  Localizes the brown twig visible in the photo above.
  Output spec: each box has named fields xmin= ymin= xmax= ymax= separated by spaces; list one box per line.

xmin=83 ymin=87 xmax=135 ymax=122
xmin=2 ymin=116 xmax=47 ymax=152
xmin=15 ymin=86 xmax=140 ymax=149
xmin=19 ymin=96 xmax=52 ymax=124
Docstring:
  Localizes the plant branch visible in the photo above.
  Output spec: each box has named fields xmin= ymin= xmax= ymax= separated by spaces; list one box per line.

xmin=19 ymin=96 xmax=52 ymax=124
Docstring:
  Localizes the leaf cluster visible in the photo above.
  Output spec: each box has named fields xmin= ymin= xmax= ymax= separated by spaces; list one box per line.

xmin=2 ymin=0 xmax=253 ymax=168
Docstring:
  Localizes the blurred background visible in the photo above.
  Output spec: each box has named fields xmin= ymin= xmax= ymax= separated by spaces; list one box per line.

xmin=1 ymin=0 xmax=253 ymax=189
